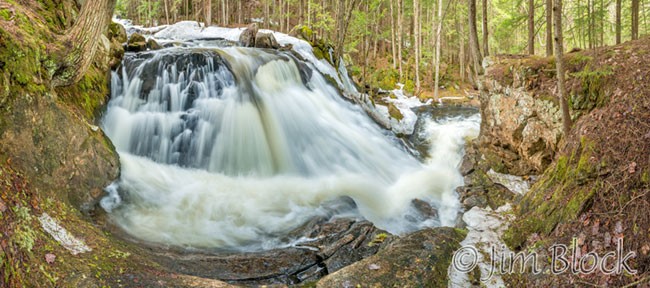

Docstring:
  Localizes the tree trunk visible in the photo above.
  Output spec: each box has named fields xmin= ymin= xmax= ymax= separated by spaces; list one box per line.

xmin=588 ymin=0 xmax=594 ymax=48
xmin=616 ymin=0 xmax=622 ymax=44
xmin=52 ymin=0 xmax=117 ymax=87
xmin=528 ymin=0 xmax=535 ymax=55
xmin=632 ymin=0 xmax=640 ymax=40
xmin=459 ymin=11 xmax=466 ymax=82
xmin=264 ymin=0 xmax=270 ymax=28
xmin=238 ymin=0 xmax=242 ymax=24
xmin=397 ymin=0 xmax=404 ymax=80
xmin=389 ymin=0 xmax=397 ymax=69
xmin=414 ymin=0 xmax=421 ymax=93
xmin=599 ymin=0 xmax=604 ymax=47
xmin=546 ymin=0 xmax=553 ymax=56
xmin=205 ymin=0 xmax=212 ymax=26
xmin=468 ymin=0 xmax=482 ymax=77
xmin=482 ymin=0 xmax=489 ymax=56
xmin=553 ymin=0 xmax=572 ymax=136
xmin=434 ymin=0 xmax=444 ymax=101
xmin=334 ymin=0 xmax=361 ymax=66
xmin=164 ymin=0 xmax=170 ymax=25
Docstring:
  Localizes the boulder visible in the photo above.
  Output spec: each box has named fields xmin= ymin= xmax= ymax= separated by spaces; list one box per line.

xmin=126 ymin=33 xmax=147 ymax=52
xmin=290 ymin=25 xmax=314 ymax=42
xmin=254 ymin=32 xmax=280 ymax=49
xmin=108 ymin=21 xmax=127 ymax=43
xmin=239 ymin=23 xmax=258 ymax=47
xmin=146 ymin=38 xmax=162 ymax=50
xmin=109 ymin=38 xmax=125 ymax=69
xmin=316 ymin=227 xmax=467 ymax=287
xmin=411 ymin=199 xmax=439 ymax=220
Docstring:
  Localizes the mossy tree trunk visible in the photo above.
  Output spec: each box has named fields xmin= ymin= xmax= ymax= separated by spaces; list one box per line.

xmin=553 ymin=0 xmax=572 ymax=136
xmin=52 ymin=0 xmax=116 ymax=87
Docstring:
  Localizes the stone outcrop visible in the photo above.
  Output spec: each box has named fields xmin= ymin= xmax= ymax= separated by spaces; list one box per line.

xmin=126 ymin=32 xmax=147 ymax=52
xmin=254 ymin=32 xmax=280 ymax=49
xmin=151 ymin=218 xmax=391 ymax=285
xmin=479 ymin=56 xmax=564 ymax=175
xmin=238 ymin=23 xmax=258 ymax=47
xmin=316 ymin=227 xmax=466 ymax=288
xmin=239 ymin=23 xmax=286 ymax=50
xmin=146 ymin=38 xmax=162 ymax=50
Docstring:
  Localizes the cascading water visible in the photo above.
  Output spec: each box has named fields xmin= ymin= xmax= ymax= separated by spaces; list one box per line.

xmin=101 ymin=44 xmax=478 ymax=251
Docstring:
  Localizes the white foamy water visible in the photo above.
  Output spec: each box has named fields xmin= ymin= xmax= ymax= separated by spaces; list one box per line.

xmin=101 ymin=29 xmax=480 ymax=250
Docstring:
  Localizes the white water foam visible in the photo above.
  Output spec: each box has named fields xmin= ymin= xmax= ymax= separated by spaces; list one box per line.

xmin=102 ymin=24 xmax=481 ymax=251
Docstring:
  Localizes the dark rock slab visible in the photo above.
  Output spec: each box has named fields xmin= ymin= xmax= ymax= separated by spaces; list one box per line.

xmin=316 ymin=227 xmax=467 ymax=288
xmin=126 ymin=33 xmax=147 ymax=52
xmin=147 ymin=217 xmax=392 ymax=286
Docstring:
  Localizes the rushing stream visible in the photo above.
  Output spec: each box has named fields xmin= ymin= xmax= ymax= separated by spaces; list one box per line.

xmin=100 ymin=29 xmax=480 ymax=251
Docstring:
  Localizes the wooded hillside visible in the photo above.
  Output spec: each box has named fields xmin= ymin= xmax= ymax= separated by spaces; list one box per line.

xmin=115 ymin=0 xmax=650 ymax=94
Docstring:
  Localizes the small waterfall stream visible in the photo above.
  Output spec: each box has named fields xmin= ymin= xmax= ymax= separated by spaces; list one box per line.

xmin=101 ymin=44 xmax=479 ymax=251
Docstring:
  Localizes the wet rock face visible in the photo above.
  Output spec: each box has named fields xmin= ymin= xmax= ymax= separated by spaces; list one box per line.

xmin=239 ymin=23 xmax=258 ymax=47
xmin=150 ymin=218 xmax=391 ymax=285
xmin=316 ymin=227 xmax=466 ymax=288
xmin=254 ymin=32 xmax=280 ymax=49
xmin=126 ymin=33 xmax=147 ymax=52
xmin=479 ymin=59 xmax=563 ymax=176
xmin=455 ymin=140 xmax=520 ymax=212
xmin=146 ymin=38 xmax=162 ymax=50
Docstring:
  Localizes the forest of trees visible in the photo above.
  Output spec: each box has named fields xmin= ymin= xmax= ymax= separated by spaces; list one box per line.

xmin=114 ymin=0 xmax=650 ymax=94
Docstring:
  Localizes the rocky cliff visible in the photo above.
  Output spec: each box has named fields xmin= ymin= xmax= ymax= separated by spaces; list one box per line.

xmin=479 ymin=56 xmax=564 ymax=176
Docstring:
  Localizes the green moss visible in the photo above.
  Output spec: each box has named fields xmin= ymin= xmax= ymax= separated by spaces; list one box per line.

xmin=388 ymin=103 xmax=403 ymax=121
xmin=13 ymin=206 xmax=37 ymax=252
xmin=298 ymin=25 xmax=314 ymax=40
xmin=57 ymin=65 xmax=109 ymax=119
xmin=641 ymin=170 xmax=649 ymax=184
xmin=0 ymin=8 xmax=12 ymax=21
xmin=311 ymin=39 xmax=335 ymax=66
xmin=570 ymin=65 xmax=613 ymax=111
xmin=568 ymin=54 xmax=594 ymax=66
xmin=368 ymin=233 xmax=389 ymax=247
xmin=504 ymin=139 xmax=599 ymax=249
xmin=369 ymin=68 xmax=399 ymax=91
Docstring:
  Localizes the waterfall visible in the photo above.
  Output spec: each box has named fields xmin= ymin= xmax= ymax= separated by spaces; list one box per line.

xmin=101 ymin=46 xmax=478 ymax=251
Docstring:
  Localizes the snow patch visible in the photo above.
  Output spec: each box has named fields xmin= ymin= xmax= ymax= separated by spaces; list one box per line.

xmin=39 ymin=213 xmax=92 ymax=255
xmin=448 ymin=205 xmax=514 ymax=288
xmin=487 ymin=169 xmax=536 ymax=195
xmin=379 ymin=84 xmax=432 ymax=135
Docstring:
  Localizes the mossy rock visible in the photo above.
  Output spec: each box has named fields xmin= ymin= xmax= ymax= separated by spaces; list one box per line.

xmin=504 ymin=138 xmax=599 ymax=249
xmin=126 ymin=33 xmax=146 ymax=52
xmin=388 ymin=103 xmax=404 ymax=121
xmin=108 ymin=21 xmax=127 ymax=43
xmin=146 ymin=38 xmax=162 ymax=51
xmin=316 ymin=227 xmax=467 ymax=287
